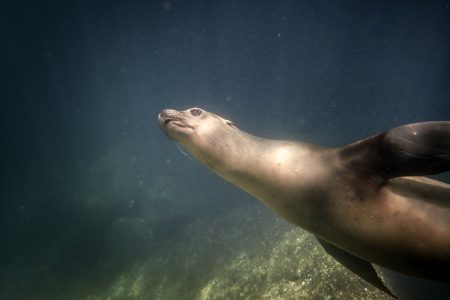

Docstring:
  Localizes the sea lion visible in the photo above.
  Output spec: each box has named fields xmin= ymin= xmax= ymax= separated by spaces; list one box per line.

xmin=158 ymin=107 xmax=450 ymax=296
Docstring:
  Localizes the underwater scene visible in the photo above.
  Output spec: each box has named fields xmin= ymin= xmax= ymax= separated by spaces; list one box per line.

xmin=1 ymin=0 xmax=450 ymax=299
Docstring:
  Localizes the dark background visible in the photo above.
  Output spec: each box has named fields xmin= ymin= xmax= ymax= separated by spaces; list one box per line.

xmin=1 ymin=0 xmax=449 ymax=299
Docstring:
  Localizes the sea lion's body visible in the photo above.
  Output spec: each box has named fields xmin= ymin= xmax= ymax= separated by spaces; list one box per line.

xmin=158 ymin=107 xmax=450 ymax=294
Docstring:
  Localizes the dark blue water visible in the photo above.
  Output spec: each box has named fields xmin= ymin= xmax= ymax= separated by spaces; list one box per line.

xmin=1 ymin=1 xmax=449 ymax=299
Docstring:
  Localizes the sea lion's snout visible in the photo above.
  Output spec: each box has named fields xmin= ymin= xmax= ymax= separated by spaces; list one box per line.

xmin=158 ymin=108 xmax=196 ymax=139
xmin=158 ymin=109 xmax=179 ymax=128
xmin=158 ymin=108 xmax=174 ymax=120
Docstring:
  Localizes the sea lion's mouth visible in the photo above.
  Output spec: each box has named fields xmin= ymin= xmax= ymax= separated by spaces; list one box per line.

xmin=164 ymin=118 xmax=175 ymax=126
xmin=163 ymin=118 xmax=190 ymax=128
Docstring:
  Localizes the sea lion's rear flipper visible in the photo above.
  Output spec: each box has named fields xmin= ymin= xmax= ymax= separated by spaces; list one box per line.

xmin=317 ymin=238 xmax=397 ymax=298
xmin=339 ymin=121 xmax=450 ymax=179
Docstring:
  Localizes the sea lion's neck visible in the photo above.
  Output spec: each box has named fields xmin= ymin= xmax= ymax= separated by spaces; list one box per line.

xmin=194 ymin=128 xmax=325 ymax=217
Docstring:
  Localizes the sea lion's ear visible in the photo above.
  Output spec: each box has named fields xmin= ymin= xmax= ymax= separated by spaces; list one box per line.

xmin=225 ymin=119 xmax=235 ymax=127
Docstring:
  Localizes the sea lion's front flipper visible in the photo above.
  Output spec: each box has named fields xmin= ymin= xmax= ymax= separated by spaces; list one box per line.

xmin=339 ymin=121 xmax=450 ymax=179
xmin=317 ymin=238 xmax=397 ymax=298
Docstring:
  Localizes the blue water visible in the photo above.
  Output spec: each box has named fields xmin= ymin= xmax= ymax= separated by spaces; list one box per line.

xmin=1 ymin=0 xmax=449 ymax=299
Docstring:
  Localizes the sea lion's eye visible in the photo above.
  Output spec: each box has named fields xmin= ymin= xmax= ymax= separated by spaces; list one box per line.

xmin=190 ymin=108 xmax=202 ymax=116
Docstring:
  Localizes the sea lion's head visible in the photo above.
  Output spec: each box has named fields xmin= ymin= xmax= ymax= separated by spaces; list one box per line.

xmin=158 ymin=107 xmax=237 ymax=168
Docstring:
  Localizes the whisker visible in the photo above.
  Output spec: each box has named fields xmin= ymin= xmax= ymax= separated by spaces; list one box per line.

xmin=174 ymin=141 xmax=195 ymax=162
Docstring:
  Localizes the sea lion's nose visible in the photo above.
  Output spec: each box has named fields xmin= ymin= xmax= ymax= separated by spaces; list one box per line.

xmin=158 ymin=109 xmax=181 ymax=129
xmin=158 ymin=109 xmax=169 ymax=126
xmin=159 ymin=109 xmax=178 ymax=119
xmin=158 ymin=109 xmax=168 ymax=119
xmin=158 ymin=109 xmax=171 ymax=123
